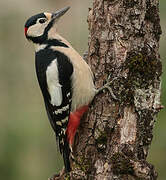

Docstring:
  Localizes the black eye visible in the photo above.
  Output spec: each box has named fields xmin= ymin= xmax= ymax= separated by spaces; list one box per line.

xmin=39 ymin=18 xmax=47 ymax=24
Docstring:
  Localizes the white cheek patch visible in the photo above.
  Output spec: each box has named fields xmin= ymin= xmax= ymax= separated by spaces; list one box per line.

xmin=27 ymin=23 xmax=48 ymax=37
xmin=46 ymin=59 xmax=62 ymax=106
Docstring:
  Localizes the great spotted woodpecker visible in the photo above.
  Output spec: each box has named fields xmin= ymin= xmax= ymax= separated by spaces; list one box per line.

xmin=24 ymin=7 xmax=96 ymax=172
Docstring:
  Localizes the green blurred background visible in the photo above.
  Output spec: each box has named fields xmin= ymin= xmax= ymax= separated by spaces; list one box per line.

xmin=0 ymin=0 xmax=165 ymax=179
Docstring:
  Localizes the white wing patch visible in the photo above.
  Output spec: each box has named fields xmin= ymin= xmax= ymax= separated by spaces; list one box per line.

xmin=46 ymin=59 xmax=62 ymax=106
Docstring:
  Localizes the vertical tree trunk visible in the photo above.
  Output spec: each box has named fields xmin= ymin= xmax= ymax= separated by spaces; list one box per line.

xmin=55 ymin=0 xmax=162 ymax=179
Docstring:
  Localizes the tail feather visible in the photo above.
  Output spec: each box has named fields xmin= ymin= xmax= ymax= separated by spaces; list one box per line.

xmin=63 ymin=138 xmax=71 ymax=172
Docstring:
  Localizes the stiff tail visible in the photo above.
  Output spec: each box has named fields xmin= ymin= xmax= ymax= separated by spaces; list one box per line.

xmin=63 ymin=137 xmax=71 ymax=172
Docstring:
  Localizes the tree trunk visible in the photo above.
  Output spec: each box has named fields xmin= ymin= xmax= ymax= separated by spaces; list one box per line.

xmin=54 ymin=0 xmax=162 ymax=179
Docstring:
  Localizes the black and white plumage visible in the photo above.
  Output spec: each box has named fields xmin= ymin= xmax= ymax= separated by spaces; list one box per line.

xmin=24 ymin=7 xmax=96 ymax=172
xmin=35 ymin=48 xmax=73 ymax=148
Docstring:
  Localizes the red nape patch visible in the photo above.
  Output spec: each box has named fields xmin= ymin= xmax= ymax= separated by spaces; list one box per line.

xmin=24 ymin=27 xmax=28 ymax=36
xmin=66 ymin=105 xmax=89 ymax=145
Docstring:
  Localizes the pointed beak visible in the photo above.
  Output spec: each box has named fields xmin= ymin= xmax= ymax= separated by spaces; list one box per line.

xmin=52 ymin=6 xmax=70 ymax=20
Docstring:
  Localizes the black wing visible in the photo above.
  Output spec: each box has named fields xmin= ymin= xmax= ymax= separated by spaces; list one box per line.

xmin=35 ymin=48 xmax=73 ymax=154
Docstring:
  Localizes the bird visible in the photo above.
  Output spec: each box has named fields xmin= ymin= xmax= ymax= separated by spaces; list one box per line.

xmin=24 ymin=7 xmax=96 ymax=172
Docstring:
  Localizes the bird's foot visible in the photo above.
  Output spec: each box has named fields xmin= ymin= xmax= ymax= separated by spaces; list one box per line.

xmin=96 ymin=77 xmax=118 ymax=100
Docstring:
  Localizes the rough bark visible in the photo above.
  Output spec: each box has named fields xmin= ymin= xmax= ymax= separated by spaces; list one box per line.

xmin=53 ymin=0 xmax=162 ymax=179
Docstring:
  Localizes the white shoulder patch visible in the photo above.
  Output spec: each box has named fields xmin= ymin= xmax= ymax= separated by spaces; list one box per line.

xmin=46 ymin=59 xmax=62 ymax=106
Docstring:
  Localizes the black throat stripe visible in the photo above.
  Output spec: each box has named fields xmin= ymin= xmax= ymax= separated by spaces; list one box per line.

xmin=44 ymin=39 xmax=69 ymax=48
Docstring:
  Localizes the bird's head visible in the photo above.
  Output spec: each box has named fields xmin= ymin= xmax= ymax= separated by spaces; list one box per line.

xmin=24 ymin=6 xmax=70 ymax=44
